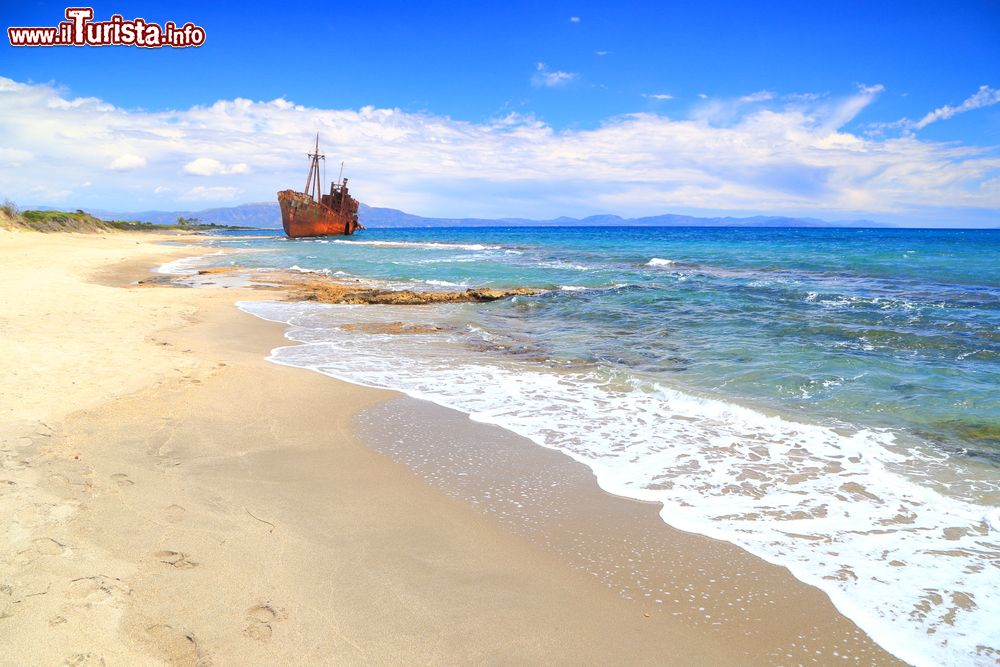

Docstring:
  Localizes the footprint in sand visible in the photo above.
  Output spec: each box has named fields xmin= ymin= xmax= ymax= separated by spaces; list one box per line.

xmin=110 ymin=473 xmax=134 ymax=487
xmin=66 ymin=575 xmax=130 ymax=604
xmin=63 ymin=652 xmax=106 ymax=667
xmin=33 ymin=537 xmax=67 ymax=555
xmin=243 ymin=603 xmax=286 ymax=642
xmin=164 ymin=504 xmax=186 ymax=523
xmin=153 ymin=456 xmax=182 ymax=470
xmin=154 ymin=550 xmax=198 ymax=569
xmin=48 ymin=473 xmax=70 ymax=486
xmin=146 ymin=624 xmax=211 ymax=666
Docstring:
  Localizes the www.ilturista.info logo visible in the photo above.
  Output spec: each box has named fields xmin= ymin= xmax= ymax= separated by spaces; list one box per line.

xmin=8 ymin=8 xmax=205 ymax=48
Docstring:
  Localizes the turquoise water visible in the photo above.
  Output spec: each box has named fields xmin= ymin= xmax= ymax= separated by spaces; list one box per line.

xmin=193 ymin=226 xmax=1000 ymax=665
xmin=218 ymin=227 xmax=1000 ymax=470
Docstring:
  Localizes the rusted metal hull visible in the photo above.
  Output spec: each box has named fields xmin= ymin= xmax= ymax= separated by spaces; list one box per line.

xmin=278 ymin=189 xmax=360 ymax=238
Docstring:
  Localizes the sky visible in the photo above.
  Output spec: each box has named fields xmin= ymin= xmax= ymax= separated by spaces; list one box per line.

xmin=1 ymin=1 xmax=999 ymax=226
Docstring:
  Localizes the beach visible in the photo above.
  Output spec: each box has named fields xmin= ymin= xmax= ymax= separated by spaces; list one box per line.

xmin=4 ymin=3 xmax=998 ymax=663
xmin=0 ymin=228 xmax=911 ymax=665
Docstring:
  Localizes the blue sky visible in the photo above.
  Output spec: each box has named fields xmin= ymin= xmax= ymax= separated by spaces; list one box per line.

xmin=2 ymin=1 xmax=999 ymax=225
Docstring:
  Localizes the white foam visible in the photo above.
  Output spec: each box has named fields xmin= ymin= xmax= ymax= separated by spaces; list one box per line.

xmin=155 ymin=248 xmax=271 ymax=275
xmin=421 ymin=279 xmax=469 ymax=288
xmin=646 ymin=257 xmax=677 ymax=267
xmin=287 ymin=265 xmax=330 ymax=274
xmin=155 ymin=250 xmax=227 ymax=275
xmin=330 ymin=239 xmax=501 ymax=251
xmin=537 ymin=260 xmax=590 ymax=271
xmin=238 ymin=299 xmax=1000 ymax=667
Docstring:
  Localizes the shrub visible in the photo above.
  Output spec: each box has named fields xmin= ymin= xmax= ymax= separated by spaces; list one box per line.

xmin=0 ymin=199 xmax=19 ymax=218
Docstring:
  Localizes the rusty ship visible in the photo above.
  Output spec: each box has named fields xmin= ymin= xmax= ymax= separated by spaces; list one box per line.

xmin=278 ymin=135 xmax=363 ymax=238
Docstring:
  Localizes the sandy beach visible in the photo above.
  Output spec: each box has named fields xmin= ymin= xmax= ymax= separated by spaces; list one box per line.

xmin=0 ymin=229 xmax=903 ymax=666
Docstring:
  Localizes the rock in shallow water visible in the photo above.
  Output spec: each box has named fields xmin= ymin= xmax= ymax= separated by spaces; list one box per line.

xmin=270 ymin=275 xmax=543 ymax=305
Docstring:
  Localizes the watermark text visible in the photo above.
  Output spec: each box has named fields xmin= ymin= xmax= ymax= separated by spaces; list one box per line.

xmin=8 ymin=7 xmax=206 ymax=48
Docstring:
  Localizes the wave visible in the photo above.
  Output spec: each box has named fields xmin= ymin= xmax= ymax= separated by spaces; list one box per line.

xmin=287 ymin=265 xmax=330 ymax=274
xmin=646 ymin=257 xmax=677 ymax=267
xmin=536 ymin=260 xmax=590 ymax=271
xmin=558 ymin=284 xmax=634 ymax=293
xmin=419 ymin=279 xmax=469 ymax=288
xmin=155 ymin=250 xmax=227 ymax=275
xmin=330 ymin=239 xmax=502 ymax=251
xmin=155 ymin=248 xmax=273 ymax=276
xmin=238 ymin=298 xmax=1000 ymax=667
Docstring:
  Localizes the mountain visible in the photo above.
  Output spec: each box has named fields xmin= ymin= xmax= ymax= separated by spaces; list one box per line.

xmin=81 ymin=201 xmax=886 ymax=229
xmin=86 ymin=202 xmax=282 ymax=228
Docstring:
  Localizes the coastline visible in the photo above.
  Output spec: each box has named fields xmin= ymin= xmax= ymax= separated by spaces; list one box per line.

xmin=0 ymin=229 xmax=901 ymax=665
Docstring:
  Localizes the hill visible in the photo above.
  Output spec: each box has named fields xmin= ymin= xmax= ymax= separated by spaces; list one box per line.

xmin=81 ymin=201 xmax=885 ymax=229
xmin=1 ymin=203 xmax=247 ymax=233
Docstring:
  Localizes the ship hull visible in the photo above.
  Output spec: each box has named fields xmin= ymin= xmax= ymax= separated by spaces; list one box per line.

xmin=278 ymin=189 xmax=360 ymax=238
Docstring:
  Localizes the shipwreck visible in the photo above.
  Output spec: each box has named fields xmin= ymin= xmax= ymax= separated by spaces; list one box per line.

xmin=277 ymin=135 xmax=363 ymax=238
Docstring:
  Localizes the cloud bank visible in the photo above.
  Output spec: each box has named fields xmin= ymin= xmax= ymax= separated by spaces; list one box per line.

xmin=0 ymin=76 xmax=997 ymax=223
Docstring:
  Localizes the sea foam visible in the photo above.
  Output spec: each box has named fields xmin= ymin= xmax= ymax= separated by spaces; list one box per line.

xmin=155 ymin=250 xmax=227 ymax=275
xmin=238 ymin=299 xmax=1000 ymax=667
xmin=330 ymin=239 xmax=501 ymax=251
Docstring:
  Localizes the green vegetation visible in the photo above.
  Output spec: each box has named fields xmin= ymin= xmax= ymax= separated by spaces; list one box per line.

xmin=0 ymin=201 xmax=252 ymax=233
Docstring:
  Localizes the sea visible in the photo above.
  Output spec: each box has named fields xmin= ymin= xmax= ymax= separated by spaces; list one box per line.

xmin=169 ymin=226 xmax=999 ymax=666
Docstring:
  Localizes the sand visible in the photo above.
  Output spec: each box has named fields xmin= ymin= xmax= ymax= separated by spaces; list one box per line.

xmin=0 ymin=229 xmax=901 ymax=665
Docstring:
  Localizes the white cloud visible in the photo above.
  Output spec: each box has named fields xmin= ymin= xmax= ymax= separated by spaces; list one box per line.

xmin=643 ymin=93 xmax=673 ymax=101
xmin=183 ymin=157 xmax=250 ymax=176
xmin=109 ymin=154 xmax=147 ymax=171
xmin=595 ymin=50 xmax=610 ymax=56
xmin=786 ymin=92 xmax=824 ymax=102
xmin=868 ymin=85 xmax=999 ymax=136
xmin=0 ymin=76 xmax=997 ymax=222
xmin=569 ymin=16 xmax=580 ymax=23
xmin=697 ymin=93 xmax=708 ymax=99
xmin=183 ymin=157 xmax=223 ymax=175
xmin=914 ymin=85 xmax=1000 ymax=130
xmin=532 ymin=63 xmax=577 ymax=88
xmin=740 ymin=90 xmax=775 ymax=103
xmin=815 ymin=84 xmax=883 ymax=134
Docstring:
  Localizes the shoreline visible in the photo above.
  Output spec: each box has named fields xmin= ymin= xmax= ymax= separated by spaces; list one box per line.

xmin=353 ymin=396 xmax=901 ymax=664
xmin=0 ymin=229 xmax=901 ymax=664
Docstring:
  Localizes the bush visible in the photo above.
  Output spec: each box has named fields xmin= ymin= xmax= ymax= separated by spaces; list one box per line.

xmin=0 ymin=199 xmax=19 ymax=218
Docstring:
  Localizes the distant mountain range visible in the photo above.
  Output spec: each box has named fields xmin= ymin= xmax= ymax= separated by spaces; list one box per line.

xmin=74 ymin=201 xmax=887 ymax=229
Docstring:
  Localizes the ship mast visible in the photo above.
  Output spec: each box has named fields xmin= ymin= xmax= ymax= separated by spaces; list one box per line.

xmin=303 ymin=133 xmax=325 ymax=202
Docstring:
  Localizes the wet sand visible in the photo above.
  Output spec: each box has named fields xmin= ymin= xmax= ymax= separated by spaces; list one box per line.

xmin=0 ymin=229 xmax=901 ymax=665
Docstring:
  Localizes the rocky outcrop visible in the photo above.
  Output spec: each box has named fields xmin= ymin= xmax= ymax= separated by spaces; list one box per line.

xmin=304 ymin=283 xmax=541 ymax=305
xmin=196 ymin=267 xmax=240 ymax=275
xmin=260 ymin=274 xmax=544 ymax=305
